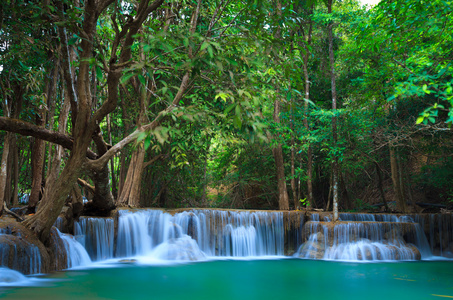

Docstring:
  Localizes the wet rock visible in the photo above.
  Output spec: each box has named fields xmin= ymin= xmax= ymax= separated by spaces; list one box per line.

xmin=0 ymin=218 xmax=50 ymax=274
xmin=119 ymin=259 xmax=137 ymax=263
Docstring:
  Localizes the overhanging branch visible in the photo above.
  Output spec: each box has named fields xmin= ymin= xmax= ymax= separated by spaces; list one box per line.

xmin=0 ymin=117 xmax=98 ymax=159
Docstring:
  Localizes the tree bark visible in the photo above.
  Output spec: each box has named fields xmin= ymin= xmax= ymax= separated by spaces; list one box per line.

xmin=270 ymin=0 xmax=290 ymax=211
xmin=390 ymin=144 xmax=406 ymax=212
xmin=11 ymin=136 xmax=19 ymax=207
xmin=0 ymin=133 xmax=12 ymax=215
xmin=106 ymin=114 xmax=117 ymax=198
xmin=4 ymin=137 xmax=13 ymax=206
xmin=8 ymin=0 xmax=164 ymax=243
xmin=272 ymin=97 xmax=290 ymax=210
xmin=28 ymin=110 xmax=46 ymax=213
xmin=301 ymin=6 xmax=314 ymax=209
xmin=328 ymin=0 xmax=339 ymax=221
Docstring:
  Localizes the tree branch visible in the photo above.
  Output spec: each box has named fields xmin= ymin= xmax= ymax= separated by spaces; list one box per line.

xmin=0 ymin=117 xmax=98 ymax=159
xmin=143 ymin=154 xmax=165 ymax=169
xmin=77 ymin=178 xmax=95 ymax=194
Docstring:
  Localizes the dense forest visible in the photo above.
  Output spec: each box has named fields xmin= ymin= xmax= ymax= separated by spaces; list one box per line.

xmin=0 ymin=0 xmax=452 ymax=242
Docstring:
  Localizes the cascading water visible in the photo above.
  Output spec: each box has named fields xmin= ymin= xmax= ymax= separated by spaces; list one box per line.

xmin=0 ymin=229 xmax=42 ymax=274
xmin=1 ymin=210 xmax=443 ymax=275
xmin=0 ymin=267 xmax=34 ymax=286
xmin=294 ymin=221 xmax=423 ymax=261
xmin=74 ymin=217 xmax=114 ymax=261
xmin=70 ymin=209 xmax=452 ymax=263
xmin=113 ymin=209 xmax=284 ymax=260
xmin=56 ymin=229 xmax=92 ymax=268
xmin=424 ymin=213 xmax=453 ymax=257
xmin=1 ymin=209 xmax=452 ymax=277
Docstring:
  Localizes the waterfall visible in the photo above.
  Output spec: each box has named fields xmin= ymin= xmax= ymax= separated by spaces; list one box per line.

xmin=53 ymin=216 xmax=65 ymax=232
xmin=425 ymin=214 xmax=453 ymax=257
xmin=42 ymin=209 xmax=451 ymax=266
xmin=0 ymin=233 xmax=42 ymax=274
xmin=0 ymin=267 xmax=32 ymax=286
xmin=294 ymin=221 xmax=425 ymax=261
xmin=188 ymin=210 xmax=284 ymax=257
xmin=56 ymin=230 xmax=92 ymax=268
xmin=75 ymin=217 xmax=114 ymax=261
xmin=113 ymin=209 xmax=284 ymax=259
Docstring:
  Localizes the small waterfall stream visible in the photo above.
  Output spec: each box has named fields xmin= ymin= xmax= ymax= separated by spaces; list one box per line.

xmin=56 ymin=229 xmax=92 ymax=268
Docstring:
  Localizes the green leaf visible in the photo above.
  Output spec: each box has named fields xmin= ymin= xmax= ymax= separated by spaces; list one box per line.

xmin=224 ymin=103 xmax=236 ymax=114
xmin=96 ymin=66 xmax=103 ymax=82
xmin=120 ymin=72 xmax=135 ymax=84
xmin=422 ymin=84 xmax=431 ymax=94
xmin=200 ymin=41 xmax=209 ymax=51
xmin=144 ymin=136 xmax=151 ymax=150
xmin=68 ymin=37 xmax=78 ymax=45
xmin=207 ymin=45 xmax=214 ymax=58
xmin=138 ymin=74 xmax=146 ymax=86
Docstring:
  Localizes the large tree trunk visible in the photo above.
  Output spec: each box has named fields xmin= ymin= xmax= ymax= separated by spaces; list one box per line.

xmin=15 ymin=0 xmax=165 ymax=243
xmin=328 ymin=0 xmax=339 ymax=221
xmin=23 ymin=150 xmax=88 ymax=242
xmin=85 ymin=163 xmax=116 ymax=214
xmin=117 ymin=144 xmax=146 ymax=207
xmin=22 ymin=0 xmax=102 ymax=242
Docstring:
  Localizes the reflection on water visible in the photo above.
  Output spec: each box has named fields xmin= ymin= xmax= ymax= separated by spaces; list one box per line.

xmin=1 ymin=259 xmax=453 ymax=300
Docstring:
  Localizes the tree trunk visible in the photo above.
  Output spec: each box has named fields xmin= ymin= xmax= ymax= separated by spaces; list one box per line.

xmin=290 ymin=134 xmax=298 ymax=209
xmin=85 ymin=163 xmax=116 ymax=214
xmin=15 ymin=0 xmax=165 ymax=243
xmin=118 ymin=87 xmax=131 ymax=196
xmin=301 ymin=9 xmax=314 ymax=208
xmin=28 ymin=109 xmax=46 ymax=213
xmin=201 ymin=152 xmax=209 ymax=207
xmin=390 ymin=144 xmax=406 ymax=212
xmin=107 ymin=114 xmax=117 ymax=198
xmin=22 ymin=1 xmax=101 ymax=242
xmin=328 ymin=0 xmax=339 ymax=221
xmin=117 ymin=143 xmax=146 ymax=207
xmin=23 ymin=150 xmax=87 ymax=243
xmin=272 ymin=98 xmax=290 ymax=210
xmin=326 ymin=170 xmax=333 ymax=211
xmin=0 ymin=133 xmax=12 ymax=215
xmin=11 ymin=136 xmax=19 ymax=207
xmin=4 ymin=138 xmax=13 ymax=206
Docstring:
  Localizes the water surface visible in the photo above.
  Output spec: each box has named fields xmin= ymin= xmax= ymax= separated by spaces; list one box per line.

xmin=1 ymin=259 xmax=453 ymax=300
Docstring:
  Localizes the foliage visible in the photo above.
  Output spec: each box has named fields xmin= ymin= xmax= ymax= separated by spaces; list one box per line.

xmin=1 ymin=0 xmax=453 ymax=213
